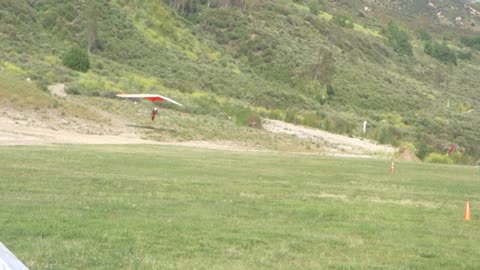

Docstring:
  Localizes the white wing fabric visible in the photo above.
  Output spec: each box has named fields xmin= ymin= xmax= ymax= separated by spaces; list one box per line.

xmin=0 ymin=242 xmax=29 ymax=270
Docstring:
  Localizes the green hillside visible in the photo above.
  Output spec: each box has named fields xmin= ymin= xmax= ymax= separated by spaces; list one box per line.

xmin=1 ymin=0 xmax=480 ymax=163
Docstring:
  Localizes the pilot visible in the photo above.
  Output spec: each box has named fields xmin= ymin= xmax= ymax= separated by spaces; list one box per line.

xmin=151 ymin=107 xmax=158 ymax=121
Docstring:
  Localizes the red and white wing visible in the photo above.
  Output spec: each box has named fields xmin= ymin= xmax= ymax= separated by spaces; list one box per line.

xmin=116 ymin=94 xmax=183 ymax=106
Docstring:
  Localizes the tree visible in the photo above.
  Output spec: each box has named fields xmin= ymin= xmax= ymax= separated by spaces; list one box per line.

xmin=432 ymin=64 xmax=454 ymax=115
xmin=306 ymin=46 xmax=336 ymax=102
xmin=62 ymin=47 xmax=90 ymax=72
xmin=84 ymin=0 xmax=101 ymax=53
xmin=383 ymin=21 xmax=413 ymax=56
xmin=309 ymin=46 xmax=336 ymax=85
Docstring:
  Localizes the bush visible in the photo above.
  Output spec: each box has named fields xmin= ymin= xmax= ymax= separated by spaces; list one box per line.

xmin=416 ymin=29 xmax=431 ymax=41
xmin=373 ymin=125 xmax=401 ymax=146
xmin=62 ymin=47 xmax=90 ymax=72
xmin=308 ymin=0 xmax=320 ymax=15
xmin=415 ymin=142 xmax=432 ymax=161
xmin=65 ymin=85 xmax=81 ymax=95
xmin=326 ymin=84 xmax=335 ymax=96
xmin=425 ymin=152 xmax=453 ymax=164
xmin=457 ymin=50 xmax=472 ymax=60
xmin=424 ymin=41 xmax=457 ymax=65
xmin=460 ymin=36 xmax=480 ymax=50
xmin=382 ymin=21 xmax=413 ymax=56
xmin=247 ymin=113 xmax=262 ymax=129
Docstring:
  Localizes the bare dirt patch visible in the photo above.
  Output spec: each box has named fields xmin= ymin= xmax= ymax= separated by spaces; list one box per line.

xmin=398 ymin=146 xmax=419 ymax=162
xmin=0 ymin=102 xmax=255 ymax=151
xmin=48 ymin=83 xmax=67 ymax=97
xmin=0 ymin=97 xmax=396 ymax=158
xmin=0 ymin=114 xmax=151 ymax=145
xmin=262 ymin=119 xmax=395 ymax=157
xmin=0 ymin=97 xmax=146 ymax=146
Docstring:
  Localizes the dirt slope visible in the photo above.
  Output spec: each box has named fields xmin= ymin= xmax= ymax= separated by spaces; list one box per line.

xmin=262 ymin=119 xmax=396 ymax=157
xmin=0 ymin=97 xmax=396 ymax=158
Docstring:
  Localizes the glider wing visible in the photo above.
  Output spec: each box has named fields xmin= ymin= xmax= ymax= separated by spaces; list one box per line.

xmin=116 ymin=94 xmax=183 ymax=106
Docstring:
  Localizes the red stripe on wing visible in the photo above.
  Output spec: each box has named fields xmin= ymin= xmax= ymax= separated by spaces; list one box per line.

xmin=144 ymin=96 xmax=165 ymax=102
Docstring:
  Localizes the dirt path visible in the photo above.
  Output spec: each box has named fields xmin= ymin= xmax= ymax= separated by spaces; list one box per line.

xmin=262 ymin=119 xmax=395 ymax=157
xmin=0 ymin=114 xmax=148 ymax=145
xmin=0 ymin=107 xmax=261 ymax=152
xmin=0 ymin=117 xmax=274 ymax=155
xmin=0 ymin=114 xmax=395 ymax=157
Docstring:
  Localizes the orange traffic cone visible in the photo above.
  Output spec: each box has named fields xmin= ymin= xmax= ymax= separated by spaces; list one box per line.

xmin=464 ymin=201 xmax=472 ymax=221
xmin=390 ymin=160 xmax=395 ymax=175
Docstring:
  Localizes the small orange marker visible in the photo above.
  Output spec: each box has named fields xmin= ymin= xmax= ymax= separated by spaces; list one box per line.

xmin=464 ymin=201 xmax=472 ymax=221
xmin=390 ymin=160 xmax=395 ymax=175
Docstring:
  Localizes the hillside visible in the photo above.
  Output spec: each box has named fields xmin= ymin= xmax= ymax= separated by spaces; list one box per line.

xmin=1 ymin=0 xmax=480 ymax=163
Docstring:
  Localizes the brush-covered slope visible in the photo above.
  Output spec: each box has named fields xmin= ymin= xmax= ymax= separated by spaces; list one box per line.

xmin=0 ymin=0 xmax=479 ymax=163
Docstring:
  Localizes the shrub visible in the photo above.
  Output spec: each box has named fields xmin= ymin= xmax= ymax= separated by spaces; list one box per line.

xmin=247 ymin=113 xmax=262 ymax=129
xmin=425 ymin=152 xmax=453 ymax=164
xmin=308 ymin=0 xmax=320 ymax=15
xmin=42 ymin=10 xmax=58 ymax=29
xmin=424 ymin=41 xmax=457 ymax=65
xmin=62 ymin=47 xmax=90 ymax=72
xmin=415 ymin=142 xmax=432 ymax=161
xmin=457 ymin=50 xmax=472 ymax=60
xmin=65 ymin=85 xmax=81 ymax=95
xmin=460 ymin=36 xmax=480 ymax=50
xmin=416 ymin=28 xmax=431 ymax=41
xmin=382 ymin=21 xmax=413 ymax=56
xmin=65 ymin=84 xmax=82 ymax=95
xmin=326 ymin=84 xmax=335 ymax=96
xmin=374 ymin=125 xmax=400 ymax=146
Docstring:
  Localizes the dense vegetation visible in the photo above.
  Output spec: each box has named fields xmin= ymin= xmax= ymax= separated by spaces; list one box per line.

xmin=62 ymin=47 xmax=91 ymax=72
xmin=424 ymin=40 xmax=457 ymax=65
xmin=382 ymin=21 xmax=413 ymax=56
xmin=461 ymin=36 xmax=480 ymax=50
xmin=0 ymin=0 xmax=480 ymax=163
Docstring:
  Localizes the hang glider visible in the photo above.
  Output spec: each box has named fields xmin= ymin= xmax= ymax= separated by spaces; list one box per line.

xmin=116 ymin=93 xmax=183 ymax=121
xmin=116 ymin=94 xmax=183 ymax=106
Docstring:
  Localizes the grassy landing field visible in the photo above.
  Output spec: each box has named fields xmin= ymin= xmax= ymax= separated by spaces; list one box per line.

xmin=1 ymin=145 xmax=480 ymax=269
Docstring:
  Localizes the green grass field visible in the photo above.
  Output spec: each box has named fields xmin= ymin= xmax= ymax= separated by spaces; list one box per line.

xmin=1 ymin=145 xmax=480 ymax=269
